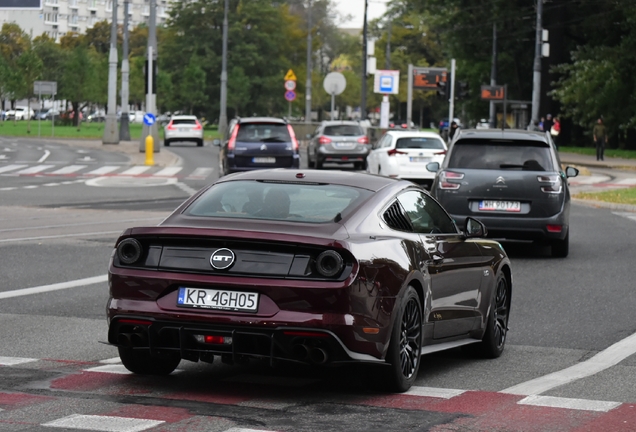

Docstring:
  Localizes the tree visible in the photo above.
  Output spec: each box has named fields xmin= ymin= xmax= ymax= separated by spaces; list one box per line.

xmin=179 ymin=55 xmax=207 ymax=114
xmin=59 ymin=44 xmax=103 ymax=128
xmin=16 ymin=46 xmax=43 ymax=132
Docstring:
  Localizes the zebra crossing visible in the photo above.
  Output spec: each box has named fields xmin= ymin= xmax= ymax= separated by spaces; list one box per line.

xmin=0 ymin=163 xmax=214 ymax=181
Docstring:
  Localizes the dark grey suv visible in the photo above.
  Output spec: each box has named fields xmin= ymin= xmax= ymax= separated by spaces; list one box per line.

xmin=428 ymin=129 xmax=579 ymax=257
xmin=307 ymin=121 xmax=370 ymax=170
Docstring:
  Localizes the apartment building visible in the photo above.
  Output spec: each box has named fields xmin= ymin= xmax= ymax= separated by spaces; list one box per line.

xmin=0 ymin=0 xmax=177 ymax=41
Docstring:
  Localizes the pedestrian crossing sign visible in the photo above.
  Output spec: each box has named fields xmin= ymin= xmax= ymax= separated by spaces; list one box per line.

xmin=284 ymin=69 xmax=297 ymax=81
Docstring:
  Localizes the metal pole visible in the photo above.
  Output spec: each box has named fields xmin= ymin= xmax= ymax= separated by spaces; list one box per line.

xmin=406 ymin=64 xmax=413 ymax=130
xmin=304 ymin=0 xmax=312 ymax=124
xmin=140 ymin=0 xmax=159 ymax=151
xmin=385 ymin=20 xmax=391 ymax=70
xmin=489 ymin=22 xmax=497 ymax=128
xmin=52 ymin=94 xmax=55 ymax=137
xmin=38 ymin=89 xmax=41 ymax=137
xmin=120 ymin=0 xmax=130 ymax=141
xmin=102 ymin=0 xmax=119 ymax=144
xmin=448 ymin=59 xmax=456 ymax=128
xmin=219 ymin=0 xmax=228 ymax=137
xmin=531 ymin=0 xmax=543 ymax=125
xmin=503 ymin=84 xmax=508 ymax=131
xmin=331 ymin=92 xmax=335 ymax=120
xmin=361 ymin=0 xmax=368 ymax=121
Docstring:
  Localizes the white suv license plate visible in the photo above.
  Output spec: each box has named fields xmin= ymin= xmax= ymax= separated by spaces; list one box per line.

xmin=252 ymin=157 xmax=276 ymax=163
xmin=479 ymin=200 xmax=521 ymax=212
xmin=177 ymin=287 xmax=259 ymax=312
xmin=409 ymin=157 xmax=431 ymax=163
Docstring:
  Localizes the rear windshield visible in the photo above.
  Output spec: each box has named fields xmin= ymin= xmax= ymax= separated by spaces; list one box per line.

xmin=185 ymin=180 xmax=372 ymax=223
xmin=323 ymin=125 xmax=363 ymax=136
xmin=448 ymin=140 xmax=553 ymax=171
xmin=172 ymin=118 xmax=197 ymax=125
xmin=236 ymin=123 xmax=291 ymax=142
xmin=396 ymin=137 xmax=445 ymax=150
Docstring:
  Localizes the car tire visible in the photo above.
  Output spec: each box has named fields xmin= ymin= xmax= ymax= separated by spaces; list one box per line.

xmin=465 ymin=272 xmax=509 ymax=358
xmin=197 ymin=139 xmax=204 ymax=147
xmin=308 ymin=151 xmax=315 ymax=168
xmin=164 ymin=139 xmax=170 ymax=147
xmin=380 ymin=285 xmax=422 ymax=393
xmin=118 ymin=347 xmax=181 ymax=375
xmin=315 ymin=158 xmax=323 ymax=169
xmin=354 ymin=161 xmax=367 ymax=171
xmin=551 ymin=232 xmax=569 ymax=258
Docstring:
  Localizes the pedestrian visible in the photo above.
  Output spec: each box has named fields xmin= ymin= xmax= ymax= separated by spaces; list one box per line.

xmin=550 ymin=117 xmax=561 ymax=148
xmin=543 ymin=114 xmax=554 ymax=134
xmin=592 ymin=117 xmax=607 ymax=161
xmin=448 ymin=121 xmax=459 ymax=142
xmin=539 ymin=116 xmax=545 ymax=131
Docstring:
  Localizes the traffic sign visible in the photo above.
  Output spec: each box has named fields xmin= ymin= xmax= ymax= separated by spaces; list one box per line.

xmin=285 ymin=80 xmax=296 ymax=91
xmin=284 ymin=69 xmax=297 ymax=81
xmin=373 ymin=70 xmax=400 ymax=94
xmin=143 ymin=113 xmax=156 ymax=126
xmin=481 ymin=85 xmax=505 ymax=100
xmin=285 ymin=90 xmax=296 ymax=102
xmin=323 ymin=72 xmax=347 ymax=95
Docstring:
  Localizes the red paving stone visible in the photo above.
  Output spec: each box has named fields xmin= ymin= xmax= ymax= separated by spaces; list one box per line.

xmin=0 ymin=392 xmax=54 ymax=408
xmin=102 ymin=404 xmax=194 ymax=423
xmin=572 ymin=404 xmax=636 ymax=432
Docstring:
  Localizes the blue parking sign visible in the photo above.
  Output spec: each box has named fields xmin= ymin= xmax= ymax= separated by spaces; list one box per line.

xmin=143 ymin=113 xmax=156 ymax=126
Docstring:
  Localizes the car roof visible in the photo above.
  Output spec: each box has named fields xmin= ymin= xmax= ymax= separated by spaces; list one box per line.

xmin=215 ymin=168 xmax=403 ymax=192
xmin=454 ymin=128 xmax=549 ymax=142
xmin=171 ymin=115 xmax=197 ymax=120
xmin=386 ymin=130 xmax=443 ymax=138
xmin=320 ymin=120 xmax=363 ymax=126
xmin=237 ymin=117 xmax=286 ymax=125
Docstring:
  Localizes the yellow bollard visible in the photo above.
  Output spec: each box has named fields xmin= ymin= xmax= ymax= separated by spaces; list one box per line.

xmin=145 ymin=135 xmax=154 ymax=166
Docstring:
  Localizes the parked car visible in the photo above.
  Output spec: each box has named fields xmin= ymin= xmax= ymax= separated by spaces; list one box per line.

xmin=129 ymin=111 xmax=145 ymax=123
xmin=215 ymin=117 xmax=300 ymax=175
xmin=43 ymin=109 xmax=60 ymax=120
xmin=6 ymin=107 xmax=35 ymax=121
xmin=428 ymin=129 xmax=579 ymax=257
xmin=107 ymin=169 xmax=512 ymax=392
xmin=306 ymin=120 xmax=370 ymax=169
xmin=87 ymin=111 xmax=106 ymax=122
xmin=389 ymin=119 xmax=416 ymax=129
xmin=367 ymin=130 xmax=447 ymax=189
xmin=163 ymin=115 xmax=204 ymax=147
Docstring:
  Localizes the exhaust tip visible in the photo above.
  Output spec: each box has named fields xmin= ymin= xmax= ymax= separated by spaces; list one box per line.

xmin=292 ymin=344 xmax=310 ymax=361
xmin=309 ymin=347 xmax=328 ymax=364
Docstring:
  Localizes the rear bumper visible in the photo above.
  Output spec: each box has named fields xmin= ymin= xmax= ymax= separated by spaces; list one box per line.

xmin=225 ymin=154 xmax=300 ymax=171
xmin=450 ymin=210 xmax=569 ymax=241
xmin=317 ymin=146 xmax=370 ymax=163
xmin=165 ymin=130 xmax=204 ymax=141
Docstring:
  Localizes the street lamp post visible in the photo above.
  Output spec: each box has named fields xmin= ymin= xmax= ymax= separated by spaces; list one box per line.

xmin=361 ymin=0 xmax=368 ymax=121
xmin=120 ymin=0 xmax=130 ymax=141
xmin=219 ymin=0 xmax=229 ymax=138
xmin=139 ymin=0 xmax=159 ymax=152
xmin=305 ymin=0 xmax=312 ymax=124
xmin=103 ymin=0 xmax=119 ymax=144
xmin=531 ymin=0 xmax=543 ymax=125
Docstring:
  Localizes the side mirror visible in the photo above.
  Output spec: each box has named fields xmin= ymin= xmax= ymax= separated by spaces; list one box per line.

xmin=464 ymin=217 xmax=487 ymax=238
xmin=565 ymin=166 xmax=579 ymax=178
xmin=426 ymin=162 xmax=440 ymax=173
xmin=212 ymin=139 xmax=221 ymax=146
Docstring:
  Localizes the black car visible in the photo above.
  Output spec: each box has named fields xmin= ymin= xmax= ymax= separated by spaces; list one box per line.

xmin=215 ymin=117 xmax=300 ymax=176
xmin=427 ymin=129 xmax=579 ymax=257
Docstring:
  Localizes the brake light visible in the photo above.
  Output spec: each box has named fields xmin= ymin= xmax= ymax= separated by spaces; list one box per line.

xmin=166 ymin=121 xmax=175 ymax=131
xmin=287 ymin=124 xmax=299 ymax=151
xmin=538 ymin=175 xmax=562 ymax=193
xmin=438 ymin=170 xmax=464 ymax=190
xmin=387 ymin=148 xmax=407 ymax=156
xmin=194 ymin=120 xmax=202 ymax=130
xmin=358 ymin=136 xmax=369 ymax=144
xmin=434 ymin=150 xmax=447 ymax=155
xmin=546 ymin=225 xmax=562 ymax=233
xmin=228 ymin=124 xmax=239 ymax=151
xmin=318 ymin=136 xmax=332 ymax=145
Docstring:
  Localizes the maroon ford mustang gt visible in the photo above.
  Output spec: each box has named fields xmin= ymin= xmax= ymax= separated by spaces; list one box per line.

xmin=107 ymin=169 xmax=512 ymax=392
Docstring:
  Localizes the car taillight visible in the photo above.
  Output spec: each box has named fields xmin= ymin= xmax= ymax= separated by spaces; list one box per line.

xmin=538 ymin=175 xmax=562 ymax=193
xmin=387 ymin=148 xmax=407 ymax=156
xmin=434 ymin=150 xmax=447 ymax=155
xmin=287 ymin=124 xmax=299 ymax=151
xmin=166 ymin=121 xmax=175 ymax=131
xmin=228 ymin=125 xmax=239 ymax=150
xmin=546 ymin=225 xmax=562 ymax=233
xmin=194 ymin=120 xmax=202 ymax=130
xmin=318 ymin=136 xmax=332 ymax=145
xmin=438 ymin=170 xmax=464 ymax=190
xmin=357 ymin=136 xmax=369 ymax=144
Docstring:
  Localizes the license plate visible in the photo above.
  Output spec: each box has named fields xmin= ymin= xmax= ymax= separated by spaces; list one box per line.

xmin=252 ymin=157 xmax=276 ymax=163
xmin=479 ymin=200 xmax=521 ymax=212
xmin=335 ymin=143 xmax=355 ymax=148
xmin=177 ymin=287 xmax=259 ymax=312
xmin=179 ymin=128 xmax=188 ymax=132
xmin=409 ymin=157 xmax=431 ymax=163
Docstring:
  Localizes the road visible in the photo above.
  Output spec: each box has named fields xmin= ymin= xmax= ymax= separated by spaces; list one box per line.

xmin=1 ymin=137 xmax=635 ymax=431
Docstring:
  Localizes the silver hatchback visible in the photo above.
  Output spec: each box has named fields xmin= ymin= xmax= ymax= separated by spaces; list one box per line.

xmin=307 ymin=121 xmax=370 ymax=170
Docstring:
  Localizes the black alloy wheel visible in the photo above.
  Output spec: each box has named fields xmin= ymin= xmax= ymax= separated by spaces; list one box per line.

xmin=118 ymin=347 xmax=181 ymax=375
xmin=382 ymin=286 xmax=422 ymax=392
xmin=467 ymin=272 xmax=509 ymax=358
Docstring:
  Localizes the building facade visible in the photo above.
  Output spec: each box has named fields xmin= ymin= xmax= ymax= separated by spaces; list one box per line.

xmin=0 ymin=0 xmax=176 ymax=41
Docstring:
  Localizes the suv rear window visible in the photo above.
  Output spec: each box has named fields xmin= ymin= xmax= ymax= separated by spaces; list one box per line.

xmin=236 ymin=123 xmax=291 ymax=142
xmin=396 ymin=137 xmax=445 ymax=150
xmin=172 ymin=118 xmax=197 ymax=125
xmin=448 ymin=140 xmax=552 ymax=171
xmin=323 ymin=125 xmax=363 ymax=136
xmin=185 ymin=180 xmax=372 ymax=223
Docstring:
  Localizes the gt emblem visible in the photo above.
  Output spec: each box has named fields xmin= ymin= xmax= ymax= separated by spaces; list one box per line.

xmin=210 ymin=248 xmax=235 ymax=270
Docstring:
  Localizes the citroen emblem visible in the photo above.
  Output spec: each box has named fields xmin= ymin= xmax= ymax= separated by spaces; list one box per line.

xmin=260 ymin=144 xmax=267 ymax=151
xmin=495 ymin=176 xmax=506 ymax=184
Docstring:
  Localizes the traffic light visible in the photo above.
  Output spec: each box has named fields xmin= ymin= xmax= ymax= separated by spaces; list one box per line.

xmin=436 ymin=80 xmax=448 ymax=99
xmin=457 ymin=81 xmax=469 ymax=100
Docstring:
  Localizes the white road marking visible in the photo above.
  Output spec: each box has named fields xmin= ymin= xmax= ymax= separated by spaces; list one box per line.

xmin=0 ymin=356 xmax=37 ymax=366
xmin=153 ymin=166 xmax=183 ymax=177
xmin=404 ymin=386 xmax=466 ymax=399
xmin=50 ymin=165 xmax=87 ymax=175
xmin=0 ymin=187 xmax=18 ymax=191
xmin=0 ymin=217 xmax=164 ymax=233
xmin=224 ymin=429 xmax=279 ymax=432
xmin=0 ymin=275 xmax=108 ymax=299
xmin=119 ymin=166 xmax=152 ymax=176
xmin=614 ymin=178 xmax=636 ymax=185
xmin=174 ymin=181 xmax=198 ymax=196
xmin=0 ymin=231 xmax=121 ymax=243
xmin=85 ymin=166 xmax=120 ymax=175
xmin=85 ymin=365 xmax=132 ymax=375
xmin=23 ymin=185 xmax=38 ymax=189
xmin=15 ymin=165 xmax=55 ymax=175
xmin=518 ymin=395 xmax=621 ymax=412
xmin=186 ymin=167 xmax=213 ymax=179
xmin=613 ymin=211 xmax=636 ymax=222
xmin=38 ymin=149 xmax=51 ymax=163
xmin=0 ymin=164 xmax=27 ymax=174
xmin=501 ymin=331 xmax=636 ymax=396
xmin=42 ymin=414 xmax=164 ymax=432
xmin=100 ymin=357 xmax=124 ymax=364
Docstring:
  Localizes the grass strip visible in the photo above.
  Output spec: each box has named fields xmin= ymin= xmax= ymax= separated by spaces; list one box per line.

xmin=575 ymin=187 xmax=636 ymax=205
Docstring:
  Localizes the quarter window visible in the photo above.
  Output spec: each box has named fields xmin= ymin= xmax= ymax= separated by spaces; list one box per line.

xmin=397 ymin=191 xmax=457 ymax=234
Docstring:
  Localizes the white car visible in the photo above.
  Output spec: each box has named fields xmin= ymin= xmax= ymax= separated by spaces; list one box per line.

xmin=366 ymin=130 xmax=447 ymax=189
xmin=163 ymin=115 xmax=204 ymax=146
xmin=6 ymin=107 xmax=34 ymax=120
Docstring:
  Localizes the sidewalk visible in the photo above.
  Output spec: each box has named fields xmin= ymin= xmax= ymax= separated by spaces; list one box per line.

xmin=559 ymin=152 xmax=636 ymax=171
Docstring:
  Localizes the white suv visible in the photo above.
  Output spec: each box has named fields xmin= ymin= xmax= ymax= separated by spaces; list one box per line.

xmin=7 ymin=107 xmax=34 ymax=121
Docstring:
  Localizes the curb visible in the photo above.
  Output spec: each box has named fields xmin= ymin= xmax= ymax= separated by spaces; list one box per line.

xmin=572 ymin=198 xmax=636 ymax=212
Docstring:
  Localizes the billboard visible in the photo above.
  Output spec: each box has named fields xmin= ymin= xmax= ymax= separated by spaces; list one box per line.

xmin=0 ymin=0 xmax=41 ymax=9
xmin=412 ymin=67 xmax=447 ymax=90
